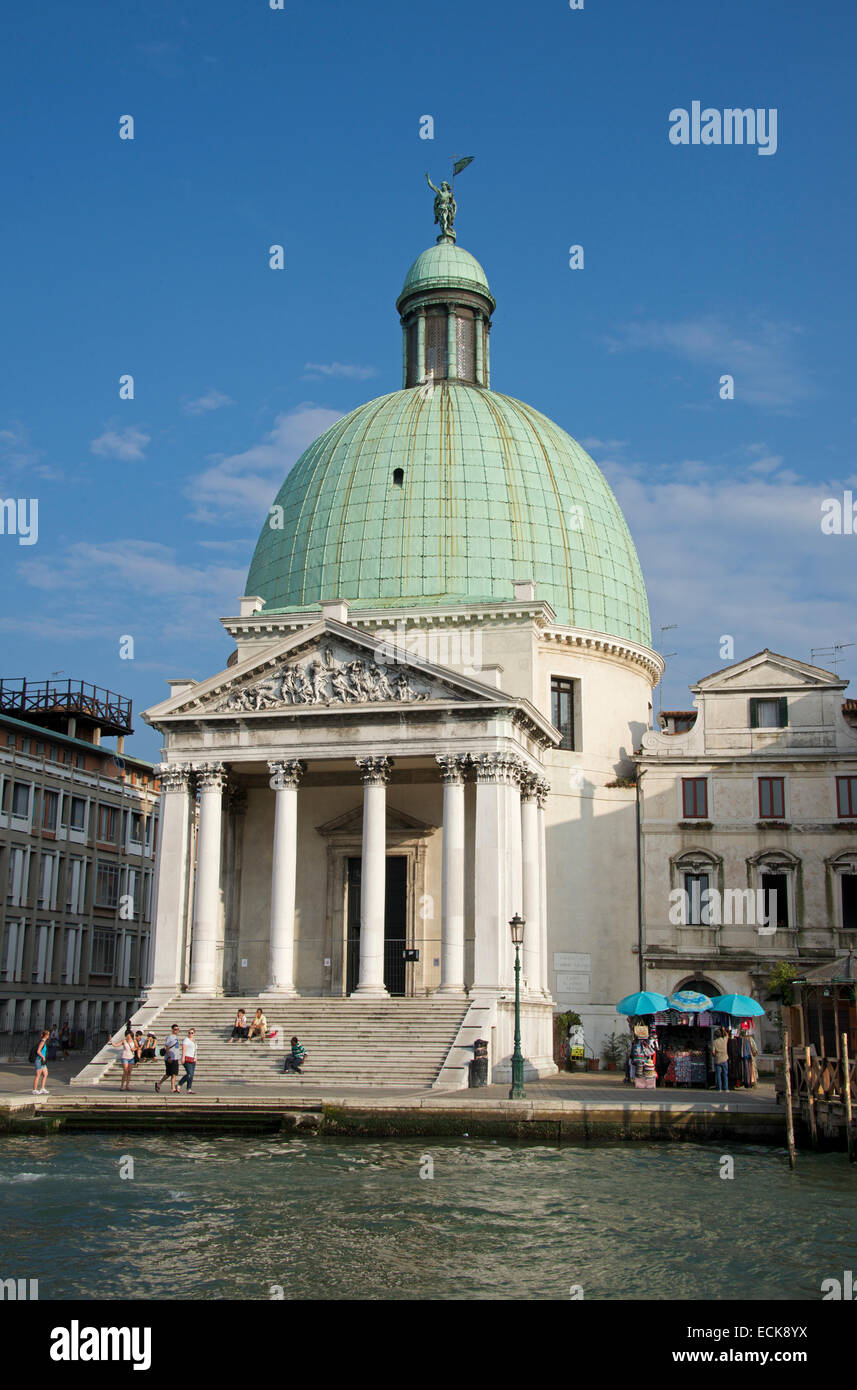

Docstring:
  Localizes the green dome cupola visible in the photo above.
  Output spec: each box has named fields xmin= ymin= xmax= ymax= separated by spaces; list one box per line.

xmin=245 ymin=197 xmax=652 ymax=647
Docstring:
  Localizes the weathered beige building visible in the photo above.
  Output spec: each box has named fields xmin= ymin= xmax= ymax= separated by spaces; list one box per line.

xmin=638 ymin=651 xmax=857 ymax=1050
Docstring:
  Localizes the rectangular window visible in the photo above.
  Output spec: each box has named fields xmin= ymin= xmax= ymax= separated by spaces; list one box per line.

xmin=842 ymin=876 xmax=857 ymax=931
xmin=761 ymin=872 xmax=790 ymax=930
xmin=750 ymin=697 xmax=788 ymax=729
xmin=837 ymin=776 xmax=857 ymax=818
xmin=97 ymin=804 xmax=118 ymax=842
xmin=95 ymin=861 xmax=120 ymax=909
xmin=682 ymin=777 xmax=708 ymax=818
xmin=684 ymin=872 xmax=710 ymax=925
xmin=69 ymin=796 xmax=87 ymax=831
xmin=38 ymin=853 xmax=58 ymax=910
xmin=759 ymin=777 xmax=785 ymax=819
xmin=90 ymin=928 xmax=116 ymax=977
xmin=6 ymin=847 xmax=27 ymax=906
xmin=11 ymin=781 xmax=31 ymax=818
xmin=129 ymin=810 xmax=143 ymax=844
xmin=551 ymin=676 xmax=576 ymax=751
xmin=42 ymin=789 xmax=59 ymax=831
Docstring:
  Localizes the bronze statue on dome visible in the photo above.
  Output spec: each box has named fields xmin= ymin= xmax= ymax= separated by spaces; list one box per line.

xmin=426 ymin=173 xmax=457 ymax=243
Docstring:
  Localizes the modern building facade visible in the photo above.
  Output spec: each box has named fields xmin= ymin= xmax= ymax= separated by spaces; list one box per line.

xmin=638 ymin=650 xmax=857 ymax=1051
xmin=0 ymin=679 xmax=160 ymax=1046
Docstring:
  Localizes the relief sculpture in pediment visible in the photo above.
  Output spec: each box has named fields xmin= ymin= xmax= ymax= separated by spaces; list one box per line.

xmin=217 ymin=645 xmax=430 ymax=712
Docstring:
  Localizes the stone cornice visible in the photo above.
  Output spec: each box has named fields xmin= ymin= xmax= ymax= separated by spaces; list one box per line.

xmin=219 ymin=600 xmax=559 ymax=641
xmin=540 ymin=625 xmax=663 ymax=683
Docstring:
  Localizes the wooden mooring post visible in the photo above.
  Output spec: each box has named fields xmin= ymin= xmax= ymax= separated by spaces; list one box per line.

xmin=783 ymin=1027 xmax=797 ymax=1169
xmin=843 ymin=1033 xmax=854 ymax=1164
xmin=805 ymin=1044 xmax=819 ymax=1149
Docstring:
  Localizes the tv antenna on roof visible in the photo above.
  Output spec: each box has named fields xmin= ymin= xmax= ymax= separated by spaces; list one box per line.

xmin=810 ymin=642 xmax=854 ymax=675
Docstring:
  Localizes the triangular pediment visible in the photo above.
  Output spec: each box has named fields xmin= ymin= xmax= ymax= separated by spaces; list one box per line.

xmin=143 ymin=618 xmax=509 ymax=723
xmin=315 ymin=803 xmax=437 ymax=838
xmin=693 ymin=649 xmax=845 ymax=693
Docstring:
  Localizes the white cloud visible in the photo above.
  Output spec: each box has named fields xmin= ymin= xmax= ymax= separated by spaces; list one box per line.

xmin=182 ymin=389 xmax=234 ymax=416
xmin=302 ymin=362 xmax=378 ymax=380
xmin=599 ymin=452 xmax=857 ymax=700
xmin=186 ymin=404 xmax=344 ymax=523
xmin=604 ymin=315 xmax=812 ymax=410
xmin=90 ymin=426 xmax=150 ymax=462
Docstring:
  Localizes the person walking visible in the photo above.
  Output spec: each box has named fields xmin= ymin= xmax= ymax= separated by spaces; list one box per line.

xmin=155 ymin=1024 xmax=182 ymax=1093
xmin=47 ymin=1025 xmax=58 ymax=1062
xmin=109 ymin=1028 xmax=139 ymax=1091
xmin=712 ymin=1027 xmax=730 ymax=1092
xmin=59 ymin=1021 xmax=70 ymax=1060
xmin=176 ymin=1029 xmax=198 ymax=1093
xmin=32 ymin=1029 xmax=50 ymax=1097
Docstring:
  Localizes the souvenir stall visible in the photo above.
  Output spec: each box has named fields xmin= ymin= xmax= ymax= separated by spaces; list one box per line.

xmin=615 ymin=990 xmax=763 ymax=1090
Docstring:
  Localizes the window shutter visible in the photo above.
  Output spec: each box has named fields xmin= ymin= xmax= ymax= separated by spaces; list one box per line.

xmin=778 ymin=696 xmax=789 ymax=727
xmin=749 ymin=699 xmax=759 ymax=728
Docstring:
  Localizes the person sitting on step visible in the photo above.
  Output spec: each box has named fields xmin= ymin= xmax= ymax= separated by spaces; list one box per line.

xmin=283 ymin=1036 xmax=307 ymax=1073
xmin=229 ymin=1008 xmax=250 ymax=1042
xmin=247 ymin=1008 xmax=268 ymax=1042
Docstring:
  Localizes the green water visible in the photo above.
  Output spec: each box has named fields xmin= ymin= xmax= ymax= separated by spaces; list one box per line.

xmin=0 ymin=1134 xmax=853 ymax=1300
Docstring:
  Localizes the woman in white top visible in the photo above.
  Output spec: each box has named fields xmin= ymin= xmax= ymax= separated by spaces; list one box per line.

xmin=176 ymin=1029 xmax=198 ymax=1093
xmin=109 ymin=1029 xmax=139 ymax=1091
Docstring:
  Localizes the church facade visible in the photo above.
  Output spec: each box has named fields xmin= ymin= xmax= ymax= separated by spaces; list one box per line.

xmin=140 ymin=202 xmax=663 ymax=1080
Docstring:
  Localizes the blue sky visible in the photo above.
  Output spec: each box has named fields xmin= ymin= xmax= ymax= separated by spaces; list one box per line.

xmin=2 ymin=0 xmax=855 ymax=760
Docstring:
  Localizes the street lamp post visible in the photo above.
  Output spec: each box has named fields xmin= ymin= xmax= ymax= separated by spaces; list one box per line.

xmin=509 ymin=913 xmax=526 ymax=1099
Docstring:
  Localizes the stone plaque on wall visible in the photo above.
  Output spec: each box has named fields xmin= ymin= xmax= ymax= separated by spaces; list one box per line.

xmin=554 ymin=952 xmax=591 ymax=972
xmin=556 ymin=972 xmax=591 ymax=995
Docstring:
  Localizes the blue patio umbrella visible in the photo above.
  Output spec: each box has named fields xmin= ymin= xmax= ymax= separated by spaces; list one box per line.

xmin=708 ymin=993 xmax=766 ymax=1017
xmin=616 ymin=990 xmax=670 ymax=1015
xmin=668 ymin=989 xmax=712 ymax=1012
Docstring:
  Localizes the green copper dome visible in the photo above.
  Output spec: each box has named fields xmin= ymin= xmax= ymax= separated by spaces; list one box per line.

xmin=398 ymin=243 xmax=493 ymax=304
xmin=246 ymin=381 xmax=651 ymax=644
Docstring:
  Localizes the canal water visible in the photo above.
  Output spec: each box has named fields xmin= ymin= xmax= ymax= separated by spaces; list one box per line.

xmin=0 ymin=1134 xmax=853 ymax=1300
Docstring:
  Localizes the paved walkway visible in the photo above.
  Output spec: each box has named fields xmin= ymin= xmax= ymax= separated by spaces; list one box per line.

xmin=0 ymin=1057 xmax=780 ymax=1115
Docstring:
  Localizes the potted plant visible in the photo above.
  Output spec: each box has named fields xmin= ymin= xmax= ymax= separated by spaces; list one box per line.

xmin=601 ymin=1032 xmax=630 ymax=1072
xmin=586 ymin=1054 xmax=600 ymax=1072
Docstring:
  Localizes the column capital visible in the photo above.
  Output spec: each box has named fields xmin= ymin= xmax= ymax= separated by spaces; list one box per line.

xmin=356 ymin=755 xmax=393 ymax=786
xmin=156 ymin=763 xmax=193 ymax=793
xmin=193 ymin=761 xmax=227 ymax=793
xmin=535 ymin=777 xmax=551 ymax=808
xmin=473 ymin=753 xmax=524 ymax=785
xmin=268 ymin=758 xmax=306 ymax=791
xmin=520 ymin=770 xmax=541 ymax=801
xmin=436 ymin=753 xmax=470 ymax=785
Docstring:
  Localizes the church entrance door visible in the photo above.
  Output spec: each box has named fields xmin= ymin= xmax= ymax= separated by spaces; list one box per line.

xmin=345 ymin=855 xmax=409 ymax=996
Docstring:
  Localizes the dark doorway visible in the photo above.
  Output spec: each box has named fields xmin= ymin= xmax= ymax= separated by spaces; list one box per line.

xmin=345 ymin=855 xmax=409 ymax=996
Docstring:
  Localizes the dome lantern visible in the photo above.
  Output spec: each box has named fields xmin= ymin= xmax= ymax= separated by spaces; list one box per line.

xmin=396 ymin=182 xmax=496 ymax=389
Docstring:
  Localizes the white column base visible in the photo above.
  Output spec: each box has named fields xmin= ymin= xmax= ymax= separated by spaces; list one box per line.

xmin=260 ymin=985 xmax=299 ymax=999
xmin=434 ymin=982 xmax=467 ymax=995
xmin=350 ymin=982 xmax=390 ymax=999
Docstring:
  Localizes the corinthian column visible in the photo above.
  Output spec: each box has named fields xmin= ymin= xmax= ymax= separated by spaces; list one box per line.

xmin=536 ymin=778 xmax=551 ymax=996
xmin=188 ymin=762 xmax=227 ymax=995
xmin=472 ymin=753 xmax=519 ymax=992
xmin=352 ymin=756 xmax=393 ymax=997
xmin=149 ymin=763 xmax=193 ymax=1000
xmin=264 ymin=759 xmax=305 ymax=996
xmin=520 ymin=773 xmax=542 ymax=991
xmin=436 ymin=754 xmax=468 ymax=993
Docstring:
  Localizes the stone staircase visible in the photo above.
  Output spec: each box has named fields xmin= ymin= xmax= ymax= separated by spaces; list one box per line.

xmin=89 ymin=998 xmax=470 ymax=1088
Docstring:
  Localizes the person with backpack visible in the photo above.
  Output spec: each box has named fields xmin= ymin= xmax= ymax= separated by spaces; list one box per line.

xmin=32 ymin=1030 xmax=50 ymax=1097
xmin=155 ymin=1024 xmax=182 ymax=1093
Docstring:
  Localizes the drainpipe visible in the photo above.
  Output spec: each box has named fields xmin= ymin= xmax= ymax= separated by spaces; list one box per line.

xmin=636 ymin=768 xmax=645 ymax=990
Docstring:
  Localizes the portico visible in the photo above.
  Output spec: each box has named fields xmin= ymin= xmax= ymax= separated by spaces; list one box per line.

xmin=145 ymin=619 xmax=556 ymax=1033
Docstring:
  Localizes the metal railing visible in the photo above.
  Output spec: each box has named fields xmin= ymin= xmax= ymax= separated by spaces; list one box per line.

xmin=0 ymin=678 xmax=132 ymax=733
